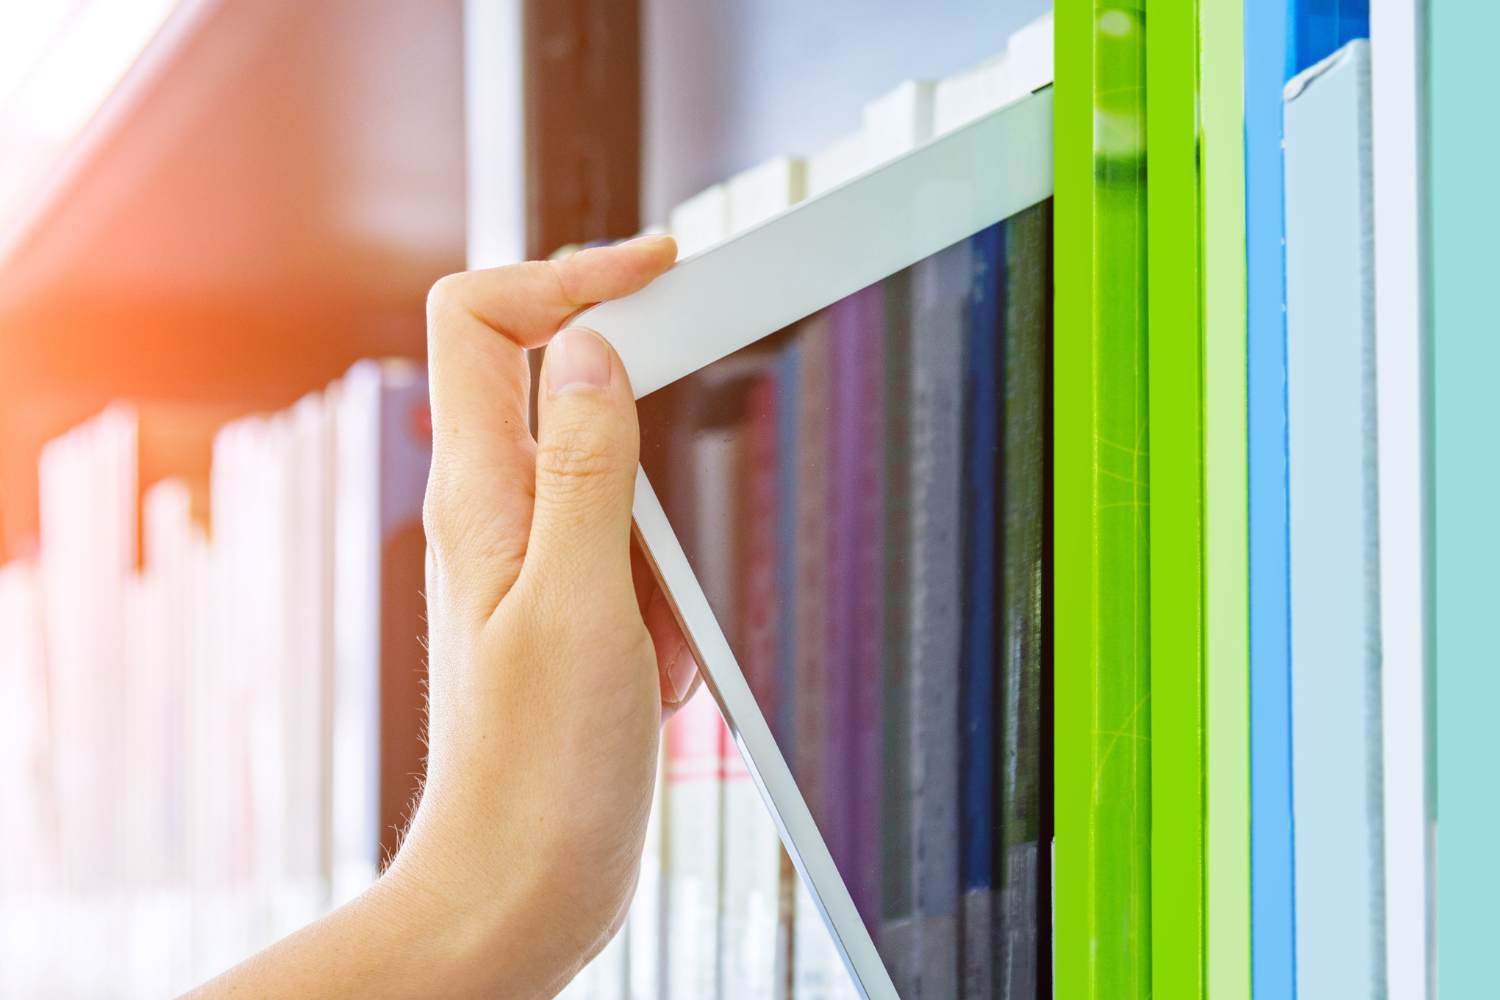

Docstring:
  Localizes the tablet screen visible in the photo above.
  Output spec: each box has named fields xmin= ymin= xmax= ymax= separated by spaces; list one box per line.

xmin=638 ymin=199 xmax=1051 ymax=997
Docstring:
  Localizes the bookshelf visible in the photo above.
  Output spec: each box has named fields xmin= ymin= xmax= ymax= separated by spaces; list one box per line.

xmin=0 ymin=1 xmax=1056 ymax=996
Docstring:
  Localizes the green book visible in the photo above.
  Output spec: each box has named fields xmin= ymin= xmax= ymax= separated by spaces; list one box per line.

xmin=1053 ymin=4 xmax=1152 ymax=998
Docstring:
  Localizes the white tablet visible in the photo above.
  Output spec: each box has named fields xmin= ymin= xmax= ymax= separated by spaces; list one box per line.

xmin=578 ymin=87 xmax=1052 ymax=999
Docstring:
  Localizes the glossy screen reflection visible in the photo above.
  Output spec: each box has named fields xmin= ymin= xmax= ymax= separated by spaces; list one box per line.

xmin=637 ymin=201 xmax=1052 ymax=998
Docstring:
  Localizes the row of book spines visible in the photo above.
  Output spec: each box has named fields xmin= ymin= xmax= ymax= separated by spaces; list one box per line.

xmin=0 ymin=360 xmax=431 ymax=989
xmin=565 ymin=689 xmax=856 ymax=1000
xmin=663 ymin=12 xmax=1052 ymax=257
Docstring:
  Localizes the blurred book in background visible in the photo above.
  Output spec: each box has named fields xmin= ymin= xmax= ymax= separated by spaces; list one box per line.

xmin=0 ymin=362 xmax=431 ymax=997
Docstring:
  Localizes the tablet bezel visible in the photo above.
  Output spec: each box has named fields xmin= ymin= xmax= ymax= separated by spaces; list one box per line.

xmin=577 ymin=85 xmax=1053 ymax=1000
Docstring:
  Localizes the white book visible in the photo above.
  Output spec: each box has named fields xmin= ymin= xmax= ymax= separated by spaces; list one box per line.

xmin=1370 ymin=2 xmax=1433 ymax=994
xmin=627 ymin=745 xmax=667 ymax=1000
xmin=271 ymin=391 xmax=337 ymax=934
xmin=793 ymin=876 xmax=861 ymax=1000
xmin=718 ymin=726 xmax=781 ymax=1000
xmin=333 ymin=366 xmax=386 ymax=904
xmin=806 ymin=131 xmax=867 ymax=198
xmin=38 ymin=406 xmax=137 ymax=892
xmin=934 ymin=55 xmax=1014 ymax=136
xmin=669 ymin=184 xmax=731 ymax=258
xmin=665 ymin=689 xmax=724 ymax=1000
xmin=591 ymin=922 xmax=630 ymax=1000
xmin=0 ymin=561 xmax=51 ymax=894
xmin=862 ymin=80 xmax=936 ymax=167
xmin=330 ymin=360 xmax=432 ymax=906
xmin=1006 ymin=11 xmax=1054 ymax=96
xmin=726 ymin=157 xmax=807 ymax=234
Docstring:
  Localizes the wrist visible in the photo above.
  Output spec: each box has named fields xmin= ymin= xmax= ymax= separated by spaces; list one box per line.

xmin=376 ymin=796 xmax=588 ymax=999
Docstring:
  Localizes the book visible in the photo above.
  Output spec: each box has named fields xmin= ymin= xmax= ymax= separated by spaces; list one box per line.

xmin=727 ymin=157 xmax=807 ymax=234
xmin=1283 ymin=40 xmax=1384 ymax=1000
xmin=806 ymin=132 xmax=865 ymax=197
xmin=908 ymin=235 xmax=969 ymax=1000
xmin=1369 ymin=1 xmax=1433 ymax=993
xmin=1244 ymin=3 xmax=1297 ymax=994
xmin=1429 ymin=1 xmax=1499 ymax=992
xmin=331 ymin=361 xmax=432 ymax=902
xmin=863 ymin=78 xmax=935 ymax=997
xmin=1200 ymin=0 xmax=1251 ymax=994
xmin=719 ymin=722 xmax=781 ymax=1000
xmin=826 ymin=284 xmax=886 ymax=934
xmin=38 ymin=406 xmax=138 ymax=890
xmin=934 ymin=56 xmax=1014 ymax=137
xmin=998 ymin=202 xmax=1051 ymax=1000
xmin=685 ymin=372 xmax=781 ymax=1000
xmin=1053 ymin=6 xmax=1152 ymax=996
xmin=669 ymin=183 xmax=731 ymax=258
xmin=0 ymin=560 xmax=52 ymax=892
xmin=665 ymin=689 xmax=725 ymax=1000
xmin=862 ymin=80 xmax=936 ymax=166
xmin=627 ymin=740 xmax=668 ymax=1000
xmin=1005 ymin=12 xmax=1054 ymax=97
xmin=876 ymin=264 xmax=918 ymax=995
xmin=958 ymin=221 xmax=1001 ymax=1000
xmin=792 ymin=876 xmax=861 ymax=1000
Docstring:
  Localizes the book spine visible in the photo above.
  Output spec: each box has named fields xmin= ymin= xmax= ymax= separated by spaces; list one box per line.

xmin=374 ymin=367 xmax=432 ymax=870
xmin=1369 ymin=0 xmax=1434 ymax=993
xmin=627 ymin=743 xmax=667 ymax=1000
xmin=877 ymin=265 xmax=918 ymax=993
xmin=720 ymin=372 xmax=782 ymax=1000
xmin=665 ymin=691 xmax=724 ymax=1000
xmin=1283 ymin=40 xmax=1384 ymax=1000
xmin=331 ymin=363 xmax=384 ymax=903
xmin=792 ymin=318 xmax=831 ymax=842
xmin=864 ymin=80 xmax=934 ymax=995
xmin=909 ymin=238 xmax=969 ymax=999
xmin=959 ymin=222 xmax=1001 ymax=1000
xmin=1244 ymin=4 xmax=1297 ymax=996
xmin=823 ymin=284 xmax=887 ymax=938
xmin=792 ymin=873 xmax=861 ymax=999
xmin=719 ymin=724 xmax=780 ymax=1000
xmin=998 ymin=202 xmax=1051 ymax=999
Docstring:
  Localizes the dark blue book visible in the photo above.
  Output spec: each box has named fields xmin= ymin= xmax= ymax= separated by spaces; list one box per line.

xmin=959 ymin=222 xmax=1002 ymax=999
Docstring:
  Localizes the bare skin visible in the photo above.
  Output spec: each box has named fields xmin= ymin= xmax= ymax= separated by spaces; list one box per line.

xmin=187 ymin=235 xmax=696 ymax=999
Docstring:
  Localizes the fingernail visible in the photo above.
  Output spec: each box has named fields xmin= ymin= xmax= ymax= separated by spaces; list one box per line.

xmin=547 ymin=327 xmax=612 ymax=394
xmin=622 ymin=232 xmax=675 ymax=250
xmin=667 ymin=638 xmax=698 ymax=705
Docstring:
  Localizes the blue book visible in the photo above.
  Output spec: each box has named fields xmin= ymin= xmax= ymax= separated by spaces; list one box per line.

xmin=1283 ymin=39 xmax=1384 ymax=1000
xmin=1287 ymin=0 xmax=1369 ymax=78
xmin=959 ymin=222 xmax=1001 ymax=1000
xmin=1244 ymin=3 xmax=1296 ymax=995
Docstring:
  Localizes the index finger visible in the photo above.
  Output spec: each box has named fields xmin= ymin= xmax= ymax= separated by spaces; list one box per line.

xmin=422 ymin=234 xmax=677 ymax=615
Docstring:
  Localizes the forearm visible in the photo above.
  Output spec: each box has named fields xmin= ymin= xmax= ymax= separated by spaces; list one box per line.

xmin=183 ymin=842 xmax=554 ymax=1000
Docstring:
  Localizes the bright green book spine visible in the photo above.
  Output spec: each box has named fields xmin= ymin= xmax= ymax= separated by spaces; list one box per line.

xmin=1201 ymin=0 xmax=1251 ymax=996
xmin=1145 ymin=1 xmax=1207 ymax=996
xmin=1054 ymin=5 xmax=1152 ymax=998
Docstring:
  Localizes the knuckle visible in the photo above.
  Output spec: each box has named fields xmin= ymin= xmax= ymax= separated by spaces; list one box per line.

xmin=420 ymin=462 xmax=472 ymax=556
xmin=536 ymin=424 xmax=620 ymax=489
xmin=425 ymin=272 xmax=467 ymax=324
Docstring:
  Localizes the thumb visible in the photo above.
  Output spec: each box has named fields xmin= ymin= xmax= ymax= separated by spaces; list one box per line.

xmin=522 ymin=326 xmax=640 ymax=609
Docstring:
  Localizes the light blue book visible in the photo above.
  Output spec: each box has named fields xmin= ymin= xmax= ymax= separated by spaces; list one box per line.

xmin=1430 ymin=1 xmax=1500 ymax=994
xmin=1244 ymin=3 xmax=1296 ymax=994
xmin=1283 ymin=38 xmax=1385 ymax=1000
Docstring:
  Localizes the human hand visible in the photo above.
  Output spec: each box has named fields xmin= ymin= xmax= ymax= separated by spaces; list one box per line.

xmin=186 ymin=237 xmax=694 ymax=1000
xmin=389 ymin=235 xmax=697 ymax=996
